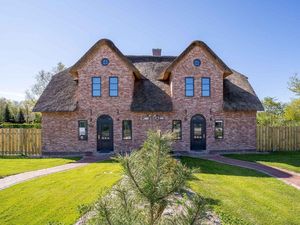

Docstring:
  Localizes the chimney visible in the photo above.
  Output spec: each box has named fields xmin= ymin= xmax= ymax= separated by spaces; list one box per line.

xmin=152 ymin=48 xmax=161 ymax=56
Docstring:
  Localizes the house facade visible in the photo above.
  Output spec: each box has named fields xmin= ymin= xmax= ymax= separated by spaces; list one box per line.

xmin=33 ymin=39 xmax=263 ymax=155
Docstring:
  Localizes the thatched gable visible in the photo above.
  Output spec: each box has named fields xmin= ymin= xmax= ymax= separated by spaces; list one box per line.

xmin=159 ymin=40 xmax=232 ymax=81
xmin=70 ymin=39 xmax=141 ymax=79
xmin=223 ymin=70 xmax=264 ymax=111
xmin=33 ymin=68 xmax=77 ymax=112
xmin=128 ymin=56 xmax=176 ymax=112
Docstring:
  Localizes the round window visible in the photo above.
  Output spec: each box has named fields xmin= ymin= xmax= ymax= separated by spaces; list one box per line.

xmin=101 ymin=58 xmax=110 ymax=66
xmin=193 ymin=59 xmax=201 ymax=67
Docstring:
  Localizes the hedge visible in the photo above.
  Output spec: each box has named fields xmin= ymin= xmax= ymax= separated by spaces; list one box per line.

xmin=0 ymin=123 xmax=41 ymax=129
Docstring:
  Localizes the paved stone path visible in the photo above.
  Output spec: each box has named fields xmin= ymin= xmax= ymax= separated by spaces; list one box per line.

xmin=0 ymin=155 xmax=110 ymax=191
xmin=201 ymin=155 xmax=300 ymax=190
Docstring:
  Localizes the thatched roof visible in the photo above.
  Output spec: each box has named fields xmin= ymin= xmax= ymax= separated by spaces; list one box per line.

xmin=33 ymin=40 xmax=263 ymax=113
xmin=128 ymin=56 xmax=176 ymax=112
xmin=32 ymin=68 xmax=77 ymax=112
xmin=223 ymin=70 xmax=264 ymax=111
xmin=159 ymin=41 xmax=232 ymax=81
xmin=70 ymin=39 xmax=141 ymax=79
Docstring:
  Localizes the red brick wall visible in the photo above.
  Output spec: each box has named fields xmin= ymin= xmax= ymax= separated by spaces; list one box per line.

xmin=41 ymin=44 xmax=257 ymax=154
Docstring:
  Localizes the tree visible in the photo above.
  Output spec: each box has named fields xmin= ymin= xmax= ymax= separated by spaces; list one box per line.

xmin=284 ymin=98 xmax=300 ymax=122
xmin=288 ymin=73 xmax=300 ymax=96
xmin=93 ymin=131 xmax=206 ymax=225
xmin=25 ymin=62 xmax=66 ymax=102
xmin=0 ymin=98 xmax=7 ymax=122
xmin=3 ymin=104 xmax=12 ymax=122
xmin=257 ymin=97 xmax=285 ymax=126
xmin=17 ymin=109 xmax=26 ymax=123
xmin=262 ymin=97 xmax=285 ymax=115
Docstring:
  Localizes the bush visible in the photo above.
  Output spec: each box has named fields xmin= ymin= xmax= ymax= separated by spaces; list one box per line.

xmin=0 ymin=123 xmax=41 ymax=129
xmin=93 ymin=131 xmax=206 ymax=225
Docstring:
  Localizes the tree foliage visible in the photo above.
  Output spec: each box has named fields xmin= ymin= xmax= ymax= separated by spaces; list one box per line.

xmin=25 ymin=62 xmax=66 ymax=101
xmin=257 ymin=97 xmax=285 ymax=126
xmin=284 ymin=98 xmax=300 ymax=122
xmin=17 ymin=109 xmax=26 ymax=123
xmin=3 ymin=104 xmax=12 ymax=122
xmin=288 ymin=73 xmax=300 ymax=96
xmin=92 ymin=131 xmax=206 ymax=225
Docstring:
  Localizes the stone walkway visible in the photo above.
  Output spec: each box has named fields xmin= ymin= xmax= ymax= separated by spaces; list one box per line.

xmin=0 ymin=155 xmax=110 ymax=191
xmin=201 ymin=155 xmax=300 ymax=190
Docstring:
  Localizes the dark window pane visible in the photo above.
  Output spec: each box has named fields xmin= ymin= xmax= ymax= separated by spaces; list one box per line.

xmin=78 ymin=120 xmax=88 ymax=140
xmin=122 ymin=120 xmax=132 ymax=140
xmin=101 ymin=124 xmax=110 ymax=139
xmin=193 ymin=123 xmax=202 ymax=139
xmin=214 ymin=120 xmax=224 ymax=139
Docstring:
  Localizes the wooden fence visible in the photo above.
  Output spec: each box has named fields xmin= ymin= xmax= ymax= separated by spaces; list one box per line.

xmin=257 ymin=126 xmax=300 ymax=151
xmin=0 ymin=128 xmax=41 ymax=156
xmin=0 ymin=127 xmax=299 ymax=156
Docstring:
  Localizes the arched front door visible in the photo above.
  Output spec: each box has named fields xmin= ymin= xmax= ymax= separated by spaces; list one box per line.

xmin=97 ymin=115 xmax=113 ymax=152
xmin=190 ymin=114 xmax=206 ymax=151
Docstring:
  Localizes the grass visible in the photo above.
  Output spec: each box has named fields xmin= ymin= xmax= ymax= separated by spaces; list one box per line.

xmin=0 ymin=160 xmax=122 ymax=225
xmin=0 ymin=157 xmax=80 ymax=178
xmin=224 ymin=151 xmax=300 ymax=173
xmin=181 ymin=157 xmax=300 ymax=225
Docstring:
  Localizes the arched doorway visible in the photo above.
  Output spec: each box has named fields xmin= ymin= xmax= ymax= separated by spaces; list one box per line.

xmin=97 ymin=115 xmax=113 ymax=152
xmin=190 ymin=114 xmax=206 ymax=151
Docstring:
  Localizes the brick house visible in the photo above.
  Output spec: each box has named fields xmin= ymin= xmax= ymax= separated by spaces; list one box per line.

xmin=33 ymin=39 xmax=263 ymax=155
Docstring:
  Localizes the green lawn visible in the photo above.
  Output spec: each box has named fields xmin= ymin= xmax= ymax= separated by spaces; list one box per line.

xmin=0 ymin=161 xmax=122 ymax=225
xmin=0 ymin=157 xmax=80 ymax=178
xmin=181 ymin=157 xmax=300 ymax=225
xmin=224 ymin=151 xmax=300 ymax=173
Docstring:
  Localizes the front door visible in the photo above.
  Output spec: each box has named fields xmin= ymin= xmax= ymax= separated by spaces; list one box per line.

xmin=97 ymin=115 xmax=113 ymax=152
xmin=191 ymin=114 xmax=206 ymax=151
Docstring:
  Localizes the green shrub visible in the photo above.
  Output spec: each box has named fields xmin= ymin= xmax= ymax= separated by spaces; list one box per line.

xmin=0 ymin=123 xmax=41 ymax=129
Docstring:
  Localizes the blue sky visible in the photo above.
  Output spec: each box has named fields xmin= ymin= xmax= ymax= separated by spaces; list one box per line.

xmin=0 ymin=0 xmax=299 ymax=102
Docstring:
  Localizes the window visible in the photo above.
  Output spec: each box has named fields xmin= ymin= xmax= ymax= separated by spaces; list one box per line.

xmin=122 ymin=120 xmax=132 ymax=140
xmin=109 ymin=77 xmax=118 ymax=96
xmin=101 ymin=58 xmax=109 ymax=66
xmin=92 ymin=77 xmax=101 ymax=97
xmin=172 ymin=120 xmax=182 ymax=140
xmin=201 ymin=77 xmax=210 ymax=97
xmin=185 ymin=77 xmax=194 ymax=97
xmin=193 ymin=59 xmax=201 ymax=67
xmin=78 ymin=120 xmax=88 ymax=140
xmin=214 ymin=120 xmax=224 ymax=139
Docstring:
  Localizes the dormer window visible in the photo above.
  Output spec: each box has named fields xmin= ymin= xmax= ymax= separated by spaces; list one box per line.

xmin=101 ymin=58 xmax=109 ymax=66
